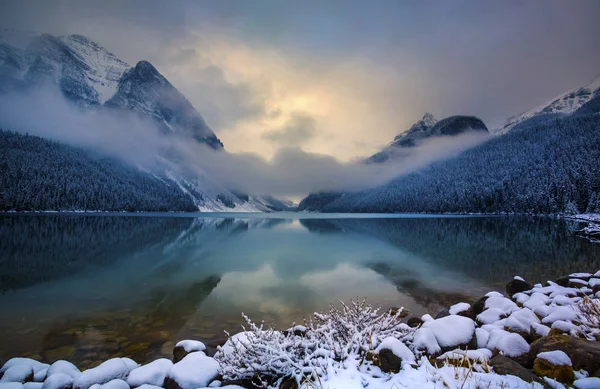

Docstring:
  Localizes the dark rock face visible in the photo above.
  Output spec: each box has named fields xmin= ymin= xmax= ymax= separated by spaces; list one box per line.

xmin=377 ymin=349 xmax=402 ymax=373
xmin=106 ymin=61 xmax=223 ymax=150
xmin=489 ymin=356 xmax=549 ymax=388
xmin=506 ymin=279 xmax=533 ymax=297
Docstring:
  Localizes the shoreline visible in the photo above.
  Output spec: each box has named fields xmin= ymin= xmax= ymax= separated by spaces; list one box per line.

xmin=1 ymin=271 xmax=599 ymax=389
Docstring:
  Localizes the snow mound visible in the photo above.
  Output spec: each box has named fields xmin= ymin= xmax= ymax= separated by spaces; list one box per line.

xmin=422 ymin=315 xmax=475 ymax=348
xmin=413 ymin=328 xmax=441 ymax=355
xmin=167 ymin=352 xmax=219 ymax=389
xmin=0 ymin=384 xmax=24 ymax=389
xmin=449 ymin=302 xmax=470 ymax=315
xmin=23 ymin=383 xmax=42 ymax=389
xmin=47 ymin=361 xmax=80 ymax=379
xmin=0 ymin=365 xmax=33 ymax=383
xmin=41 ymin=373 xmax=72 ymax=389
xmin=574 ymin=377 xmax=600 ymax=389
xmin=439 ymin=348 xmax=492 ymax=363
xmin=537 ymin=351 xmax=571 ymax=366
xmin=73 ymin=359 xmax=138 ymax=389
xmin=126 ymin=359 xmax=172 ymax=388
xmin=1 ymin=360 xmax=49 ymax=376
xmin=98 ymin=379 xmax=128 ymax=389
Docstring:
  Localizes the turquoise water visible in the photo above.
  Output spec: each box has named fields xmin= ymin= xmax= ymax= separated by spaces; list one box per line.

xmin=0 ymin=213 xmax=598 ymax=367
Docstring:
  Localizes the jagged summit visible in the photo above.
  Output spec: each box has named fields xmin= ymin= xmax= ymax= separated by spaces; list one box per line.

xmin=106 ymin=60 xmax=223 ymax=149
xmin=396 ymin=112 xmax=437 ymax=140
xmin=0 ymin=33 xmax=223 ymax=149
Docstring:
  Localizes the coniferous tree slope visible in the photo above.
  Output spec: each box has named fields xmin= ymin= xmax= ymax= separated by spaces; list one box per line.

xmin=0 ymin=130 xmax=200 ymax=211
xmin=320 ymin=113 xmax=600 ymax=214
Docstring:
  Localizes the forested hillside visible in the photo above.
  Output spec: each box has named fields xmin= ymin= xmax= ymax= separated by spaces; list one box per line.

xmin=321 ymin=113 xmax=600 ymax=214
xmin=0 ymin=130 xmax=199 ymax=211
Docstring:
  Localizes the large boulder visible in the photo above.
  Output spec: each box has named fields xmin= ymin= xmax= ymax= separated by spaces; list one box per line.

xmin=521 ymin=335 xmax=600 ymax=372
xmin=533 ymin=351 xmax=574 ymax=384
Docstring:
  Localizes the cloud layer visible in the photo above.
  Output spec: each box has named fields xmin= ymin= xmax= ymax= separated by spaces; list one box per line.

xmin=1 ymin=0 xmax=599 ymax=162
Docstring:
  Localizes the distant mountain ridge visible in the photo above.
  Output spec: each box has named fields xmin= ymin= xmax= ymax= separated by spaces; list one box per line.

xmin=496 ymin=74 xmax=600 ymax=134
xmin=0 ymin=32 xmax=294 ymax=212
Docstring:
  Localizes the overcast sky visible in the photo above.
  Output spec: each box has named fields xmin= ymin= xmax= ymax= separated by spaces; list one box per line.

xmin=2 ymin=0 xmax=600 ymax=161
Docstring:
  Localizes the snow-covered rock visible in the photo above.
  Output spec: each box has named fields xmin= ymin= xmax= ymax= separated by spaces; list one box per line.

xmin=73 ymin=359 xmax=137 ymax=389
xmin=1 ymin=360 xmax=49 ymax=377
xmin=0 ymin=365 xmax=33 ymax=383
xmin=0 ymin=384 xmax=24 ymax=389
xmin=449 ymin=302 xmax=470 ymax=315
xmin=47 ymin=362 xmax=79 ymax=380
xmin=23 ymin=383 xmax=42 ymax=389
xmin=173 ymin=340 xmax=206 ymax=363
xmin=536 ymin=351 xmax=571 ymax=366
xmin=98 ymin=380 xmax=128 ymax=389
xmin=412 ymin=328 xmax=441 ymax=355
xmin=41 ymin=373 xmax=72 ymax=389
xmin=421 ymin=315 xmax=475 ymax=350
xmin=126 ymin=359 xmax=172 ymax=388
xmin=375 ymin=337 xmax=415 ymax=364
xmin=165 ymin=353 xmax=219 ymax=389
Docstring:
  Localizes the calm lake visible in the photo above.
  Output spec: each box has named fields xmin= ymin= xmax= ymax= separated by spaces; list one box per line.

xmin=1 ymin=213 xmax=599 ymax=367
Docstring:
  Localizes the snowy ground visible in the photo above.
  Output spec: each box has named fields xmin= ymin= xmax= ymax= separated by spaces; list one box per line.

xmin=1 ymin=272 xmax=600 ymax=389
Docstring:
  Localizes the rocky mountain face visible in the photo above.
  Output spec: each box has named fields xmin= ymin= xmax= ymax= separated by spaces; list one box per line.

xmin=496 ymin=74 xmax=600 ymax=135
xmin=0 ymin=32 xmax=294 ymax=212
xmin=105 ymin=60 xmax=223 ymax=149
xmin=367 ymin=113 xmax=488 ymax=163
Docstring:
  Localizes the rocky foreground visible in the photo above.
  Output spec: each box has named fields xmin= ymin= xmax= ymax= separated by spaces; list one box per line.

xmin=1 ymin=272 xmax=600 ymax=389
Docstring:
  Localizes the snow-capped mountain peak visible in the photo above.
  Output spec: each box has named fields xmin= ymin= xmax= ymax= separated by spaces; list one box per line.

xmin=496 ymin=74 xmax=600 ymax=135
xmin=58 ymin=34 xmax=131 ymax=103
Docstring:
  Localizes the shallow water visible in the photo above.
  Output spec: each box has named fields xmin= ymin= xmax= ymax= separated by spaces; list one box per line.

xmin=0 ymin=213 xmax=598 ymax=367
